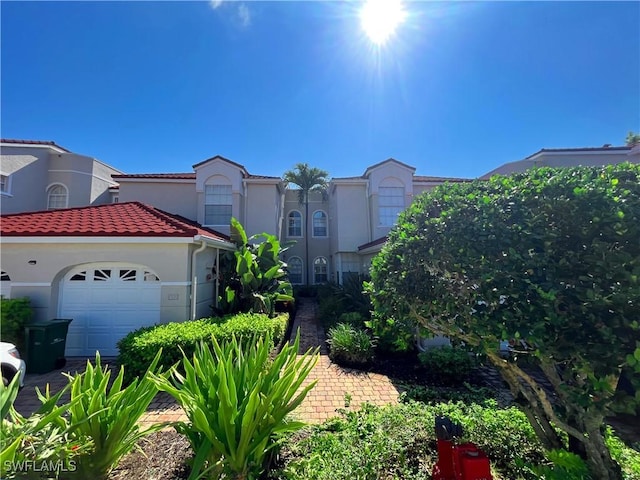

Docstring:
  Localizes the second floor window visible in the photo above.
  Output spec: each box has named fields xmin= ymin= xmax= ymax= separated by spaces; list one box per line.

xmin=47 ymin=184 xmax=68 ymax=210
xmin=313 ymin=211 xmax=328 ymax=237
xmin=205 ymin=184 xmax=232 ymax=226
xmin=378 ymin=186 xmax=404 ymax=226
xmin=0 ymin=174 xmax=9 ymax=194
xmin=288 ymin=211 xmax=302 ymax=237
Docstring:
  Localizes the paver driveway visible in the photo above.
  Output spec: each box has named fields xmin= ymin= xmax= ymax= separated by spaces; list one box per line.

xmin=14 ymin=299 xmax=402 ymax=425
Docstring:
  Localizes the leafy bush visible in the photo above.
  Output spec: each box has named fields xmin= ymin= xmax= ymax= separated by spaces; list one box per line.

xmin=400 ymin=383 xmax=496 ymax=405
xmin=216 ymin=217 xmax=294 ymax=316
xmin=370 ymin=163 xmax=640 ymax=479
xmin=0 ymin=297 xmax=31 ymax=352
xmin=363 ymin=313 xmax=417 ymax=353
xmin=605 ymin=427 xmax=640 ymax=480
xmin=524 ymin=449 xmax=592 ymax=480
xmin=338 ymin=312 xmax=366 ymax=328
xmin=149 ymin=332 xmax=318 ymax=480
xmin=56 ymin=352 xmax=167 ymax=479
xmin=418 ymin=346 xmax=474 ymax=385
xmin=273 ymin=400 xmax=545 ymax=480
xmin=117 ymin=312 xmax=288 ymax=382
xmin=317 ymin=293 xmax=346 ymax=329
xmin=317 ymin=277 xmax=372 ymax=329
xmin=1 ymin=375 xmax=91 ymax=479
xmin=327 ymin=323 xmax=375 ymax=367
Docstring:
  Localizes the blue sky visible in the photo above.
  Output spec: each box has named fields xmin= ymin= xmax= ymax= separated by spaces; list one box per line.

xmin=2 ymin=1 xmax=638 ymax=179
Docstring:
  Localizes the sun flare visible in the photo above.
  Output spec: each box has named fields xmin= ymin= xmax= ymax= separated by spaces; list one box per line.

xmin=359 ymin=0 xmax=407 ymax=45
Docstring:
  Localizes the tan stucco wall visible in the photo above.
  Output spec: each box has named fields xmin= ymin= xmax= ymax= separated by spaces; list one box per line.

xmin=118 ymin=181 xmax=198 ymax=220
xmin=330 ymin=184 xmax=370 ymax=252
xmin=283 ymin=190 xmax=332 ymax=283
xmin=244 ymin=183 xmax=282 ymax=238
xmin=0 ymin=241 xmax=193 ymax=323
xmin=1 ymin=148 xmax=122 ymax=214
xmin=0 ymin=148 xmax=50 ymax=213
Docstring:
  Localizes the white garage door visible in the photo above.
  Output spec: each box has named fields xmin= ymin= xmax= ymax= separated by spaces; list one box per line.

xmin=60 ymin=263 xmax=161 ymax=357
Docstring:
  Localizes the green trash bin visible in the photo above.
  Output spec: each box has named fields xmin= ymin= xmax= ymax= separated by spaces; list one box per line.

xmin=24 ymin=319 xmax=73 ymax=374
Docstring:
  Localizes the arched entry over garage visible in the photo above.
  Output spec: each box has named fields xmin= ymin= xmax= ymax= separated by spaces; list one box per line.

xmin=59 ymin=263 xmax=161 ymax=356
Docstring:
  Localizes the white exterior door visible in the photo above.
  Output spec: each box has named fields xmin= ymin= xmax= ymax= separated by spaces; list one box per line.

xmin=60 ymin=263 xmax=161 ymax=357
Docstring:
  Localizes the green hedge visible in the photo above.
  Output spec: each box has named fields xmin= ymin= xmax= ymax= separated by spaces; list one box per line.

xmin=0 ymin=297 xmax=32 ymax=352
xmin=117 ymin=312 xmax=289 ymax=382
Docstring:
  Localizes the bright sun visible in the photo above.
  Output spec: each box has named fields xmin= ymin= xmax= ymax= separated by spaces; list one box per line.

xmin=359 ymin=0 xmax=407 ymax=45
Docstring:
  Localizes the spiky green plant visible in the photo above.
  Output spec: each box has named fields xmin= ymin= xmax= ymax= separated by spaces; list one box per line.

xmin=149 ymin=331 xmax=318 ymax=480
xmin=58 ymin=351 xmax=167 ymax=479
xmin=1 ymin=375 xmax=90 ymax=479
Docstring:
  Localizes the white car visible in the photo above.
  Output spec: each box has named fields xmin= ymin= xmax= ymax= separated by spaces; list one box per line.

xmin=1 ymin=342 xmax=26 ymax=388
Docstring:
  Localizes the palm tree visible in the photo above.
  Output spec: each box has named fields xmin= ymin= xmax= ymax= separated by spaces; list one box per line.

xmin=283 ymin=163 xmax=330 ymax=286
xmin=626 ymin=131 xmax=640 ymax=147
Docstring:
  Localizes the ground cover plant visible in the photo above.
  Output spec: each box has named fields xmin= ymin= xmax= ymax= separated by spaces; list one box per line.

xmin=369 ymin=163 xmax=640 ymax=479
xmin=272 ymin=400 xmax=546 ymax=480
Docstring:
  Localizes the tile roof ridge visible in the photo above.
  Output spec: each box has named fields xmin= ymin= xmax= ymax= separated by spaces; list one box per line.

xmin=1 ymin=138 xmax=71 ymax=152
xmin=134 ymin=202 xmax=199 ymax=236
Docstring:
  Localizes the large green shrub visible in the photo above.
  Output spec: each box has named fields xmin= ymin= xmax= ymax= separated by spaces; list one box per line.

xmin=317 ymin=276 xmax=372 ymax=330
xmin=149 ymin=332 xmax=318 ymax=480
xmin=0 ymin=298 xmax=32 ymax=351
xmin=369 ymin=163 xmax=640 ymax=479
xmin=417 ymin=346 xmax=474 ymax=386
xmin=117 ymin=312 xmax=288 ymax=382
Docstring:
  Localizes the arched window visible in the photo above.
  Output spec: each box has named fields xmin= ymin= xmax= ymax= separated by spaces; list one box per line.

xmin=288 ymin=211 xmax=302 ymax=237
xmin=378 ymin=185 xmax=404 ymax=226
xmin=287 ymin=257 xmax=303 ymax=284
xmin=47 ymin=184 xmax=68 ymax=210
xmin=204 ymin=183 xmax=232 ymax=226
xmin=313 ymin=257 xmax=328 ymax=284
xmin=312 ymin=210 xmax=328 ymax=237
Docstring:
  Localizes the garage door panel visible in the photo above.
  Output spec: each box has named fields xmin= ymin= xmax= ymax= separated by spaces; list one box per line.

xmin=61 ymin=264 xmax=162 ymax=357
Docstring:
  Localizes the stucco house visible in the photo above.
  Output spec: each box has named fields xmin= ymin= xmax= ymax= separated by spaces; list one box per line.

xmin=2 ymin=139 xmax=637 ymax=356
xmin=0 ymin=139 xmax=122 ymax=215
xmin=0 ymin=202 xmax=234 ymax=356
xmin=480 ymin=144 xmax=640 ymax=179
xmin=114 ymin=156 xmax=470 ymax=285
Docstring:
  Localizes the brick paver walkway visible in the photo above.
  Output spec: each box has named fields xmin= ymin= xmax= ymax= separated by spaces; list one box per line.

xmin=14 ymin=299 xmax=401 ymax=425
xmin=292 ymin=298 xmax=401 ymax=423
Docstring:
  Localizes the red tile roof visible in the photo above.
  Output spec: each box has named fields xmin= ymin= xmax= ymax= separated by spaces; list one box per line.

xmin=358 ymin=236 xmax=388 ymax=251
xmin=112 ymin=173 xmax=196 ymax=180
xmin=192 ymin=155 xmax=249 ymax=172
xmin=1 ymin=138 xmax=71 ymax=152
xmin=413 ymin=175 xmax=472 ymax=183
xmin=524 ymin=146 xmax=631 ymax=160
xmin=0 ymin=202 xmax=230 ymax=242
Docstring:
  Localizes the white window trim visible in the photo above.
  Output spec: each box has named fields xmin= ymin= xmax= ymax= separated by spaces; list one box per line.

xmin=46 ymin=183 xmax=69 ymax=210
xmin=287 ymin=210 xmax=304 ymax=238
xmin=287 ymin=256 xmax=304 ymax=285
xmin=204 ymin=184 xmax=233 ymax=227
xmin=378 ymin=186 xmax=405 ymax=227
xmin=0 ymin=173 xmax=12 ymax=197
xmin=313 ymin=256 xmax=329 ymax=284
xmin=311 ymin=210 xmax=329 ymax=238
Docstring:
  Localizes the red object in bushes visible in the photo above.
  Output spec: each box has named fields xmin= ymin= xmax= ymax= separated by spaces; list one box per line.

xmin=432 ymin=417 xmax=492 ymax=480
